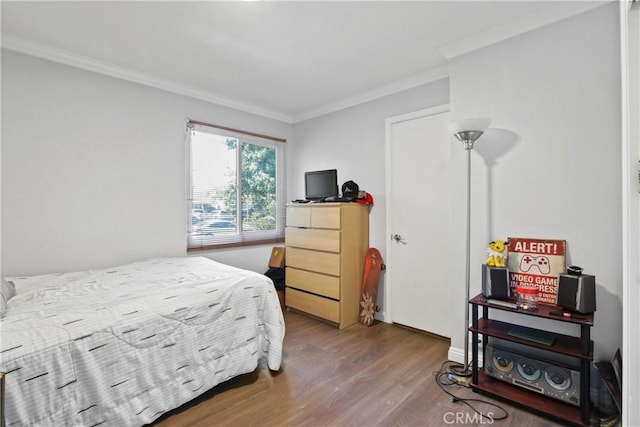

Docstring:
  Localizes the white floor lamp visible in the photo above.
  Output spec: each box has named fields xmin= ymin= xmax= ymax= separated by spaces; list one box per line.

xmin=448 ymin=117 xmax=491 ymax=378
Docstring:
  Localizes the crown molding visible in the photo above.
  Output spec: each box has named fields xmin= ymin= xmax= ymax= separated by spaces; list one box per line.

xmin=1 ymin=33 xmax=295 ymax=123
xmin=2 ymin=1 xmax=607 ymax=125
xmin=292 ymin=65 xmax=449 ymax=123
xmin=1 ymin=32 xmax=448 ymax=125
xmin=439 ymin=1 xmax=610 ymax=60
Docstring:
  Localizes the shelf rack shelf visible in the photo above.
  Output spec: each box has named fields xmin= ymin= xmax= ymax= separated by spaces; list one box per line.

xmin=469 ymin=293 xmax=594 ymax=426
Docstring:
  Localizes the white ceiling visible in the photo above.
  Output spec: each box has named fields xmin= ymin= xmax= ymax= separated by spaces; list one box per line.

xmin=1 ymin=1 xmax=606 ymax=123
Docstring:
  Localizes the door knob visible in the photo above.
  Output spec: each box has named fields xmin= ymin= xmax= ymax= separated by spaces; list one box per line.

xmin=392 ymin=234 xmax=404 ymax=242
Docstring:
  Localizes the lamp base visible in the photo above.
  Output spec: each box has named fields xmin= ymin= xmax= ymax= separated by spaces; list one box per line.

xmin=447 ymin=365 xmax=473 ymax=387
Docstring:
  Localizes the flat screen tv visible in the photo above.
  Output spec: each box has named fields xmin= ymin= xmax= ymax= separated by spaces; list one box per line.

xmin=305 ymin=169 xmax=338 ymax=201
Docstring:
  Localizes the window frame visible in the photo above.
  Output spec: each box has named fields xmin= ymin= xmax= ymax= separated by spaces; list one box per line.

xmin=186 ymin=122 xmax=285 ymax=251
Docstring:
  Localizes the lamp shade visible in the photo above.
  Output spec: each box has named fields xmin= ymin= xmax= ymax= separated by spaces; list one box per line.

xmin=449 ymin=117 xmax=491 ymax=135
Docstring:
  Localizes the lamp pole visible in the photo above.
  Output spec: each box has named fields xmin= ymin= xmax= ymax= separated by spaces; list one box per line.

xmin=448 ymin=118 xmax=490 ymax=380
xmin=463 ymin=145 xmax=472 ymax=374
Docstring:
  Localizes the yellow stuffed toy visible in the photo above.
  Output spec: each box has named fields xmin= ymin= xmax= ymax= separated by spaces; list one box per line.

xmin=486 ymin=239 xmax=508 ymax=268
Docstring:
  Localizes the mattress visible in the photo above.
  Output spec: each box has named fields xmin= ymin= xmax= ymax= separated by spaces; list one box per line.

xmin=0 ymin=256 xmax=285 ymax=426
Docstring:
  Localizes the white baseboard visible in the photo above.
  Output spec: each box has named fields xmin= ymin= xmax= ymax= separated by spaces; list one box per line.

xmin=448 ymin=345 xmax=484 ymax=367
xmin=375 ymin=310 xmax=389 ymax=323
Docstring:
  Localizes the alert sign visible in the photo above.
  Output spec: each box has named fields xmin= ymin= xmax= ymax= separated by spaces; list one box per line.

xmin=507 ymin=237 xmax=566 ymax=305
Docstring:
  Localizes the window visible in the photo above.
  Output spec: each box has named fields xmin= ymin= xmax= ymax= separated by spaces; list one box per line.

xmin=187 ymin=121 xmax=285 ymax=250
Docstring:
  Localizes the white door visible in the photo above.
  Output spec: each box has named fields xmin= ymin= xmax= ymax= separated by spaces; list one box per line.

xmin=386 ymin=105 xmax=451 ymax=337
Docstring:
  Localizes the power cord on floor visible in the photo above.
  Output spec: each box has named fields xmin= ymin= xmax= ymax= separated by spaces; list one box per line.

xmin=434 ymin=360 xmax=509 ymax=423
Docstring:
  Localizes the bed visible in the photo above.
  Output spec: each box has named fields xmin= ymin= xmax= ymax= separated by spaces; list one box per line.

xmin=0 ymin=256 xmax=285 ymax=426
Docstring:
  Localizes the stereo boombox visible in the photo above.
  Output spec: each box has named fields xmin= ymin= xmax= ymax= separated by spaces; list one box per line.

xmin=485 ymin=338 xmax=581 ymax=406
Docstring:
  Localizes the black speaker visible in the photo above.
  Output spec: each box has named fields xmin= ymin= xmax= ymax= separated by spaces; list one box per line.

xmin=482 ymin=265 xmax=510 ymax=300
xmin=556 ymin=273 xmax=596 ymax=314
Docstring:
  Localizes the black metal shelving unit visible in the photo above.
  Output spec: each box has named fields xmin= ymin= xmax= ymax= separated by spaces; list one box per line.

xmin=469 ymin=294 xmax=593 ymax=426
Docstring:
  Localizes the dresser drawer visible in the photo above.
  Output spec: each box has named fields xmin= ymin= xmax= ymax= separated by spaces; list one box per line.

xmin=286 ymin=267 xmax=340 ymax=300
xmin=285 ymin=228 xmax=340 ymax=252
xmin=286 ymin=288 xmax=339 ymax=323
xmin=286 ymin=247 xmax=340 ymax=276
xmin=311 ymin=206 xmax=341 ymax=229
xmin=286 ymin=206 xmax=310 ymax=227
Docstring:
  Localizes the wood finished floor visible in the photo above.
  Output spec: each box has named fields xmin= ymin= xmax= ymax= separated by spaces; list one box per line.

xmin=153 ymin=310 xmax=563 ymax=426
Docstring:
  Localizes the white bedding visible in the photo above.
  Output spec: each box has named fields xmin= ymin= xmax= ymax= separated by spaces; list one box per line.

xmin=0 ymin=257 xmax=285 ymax=426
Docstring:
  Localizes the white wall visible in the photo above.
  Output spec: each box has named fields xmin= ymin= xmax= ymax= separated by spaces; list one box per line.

xmin=448 ymin=3 xmax=621 ymax=361
xmin=290 ymin=80 xmax=449 ymax=251
xmin=290 ymin=79 xmax=449 ymax=308
xmin=1 ymin=50 xmax=291 ymax=276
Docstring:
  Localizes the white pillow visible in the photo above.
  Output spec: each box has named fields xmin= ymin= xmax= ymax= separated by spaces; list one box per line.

xmin=1 ymin=277 xmax=16 ymax=317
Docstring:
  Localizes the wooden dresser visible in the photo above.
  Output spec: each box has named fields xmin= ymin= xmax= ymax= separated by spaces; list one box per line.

xmin=285 ymin=202 xmax=369 ymax=328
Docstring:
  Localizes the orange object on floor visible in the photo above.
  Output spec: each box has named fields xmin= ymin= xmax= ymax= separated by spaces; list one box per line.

xmin=359 ymin=248 xmax=385 ymax=326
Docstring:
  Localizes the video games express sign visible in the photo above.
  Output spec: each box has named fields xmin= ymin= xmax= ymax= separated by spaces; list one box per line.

xmin=507 ymin=237 xmax=566 ymax=305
